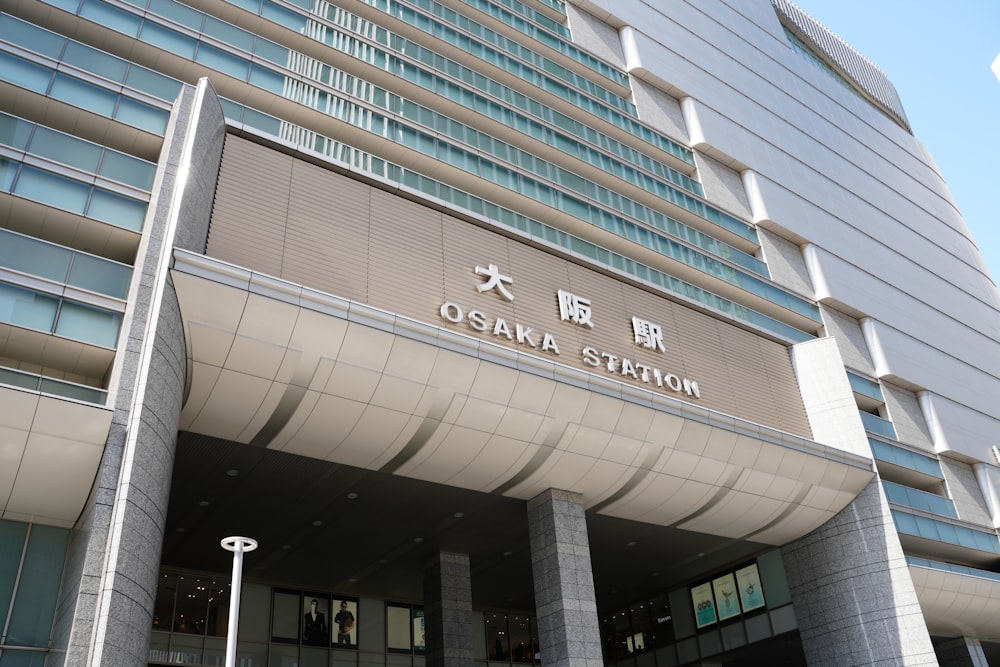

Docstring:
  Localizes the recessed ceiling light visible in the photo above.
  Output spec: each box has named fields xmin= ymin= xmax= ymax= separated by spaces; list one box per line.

xmin=281 ymin=544 xmax=292 ymax=550
xmin=627 ymin=541 xmax=637 ymax=547
xmin=503 ymin=551 xmax=512 ymax=557
xmin=413 ymin=537 xmax=423 ymax=543
xmin=175 ymin=527 xmax=185 ymax=533
xmin=312 ymin=520 xmax=323 ymax=527
xmin=226 ymin=469 xmax=239 ymax=477
xmin=347 ymin=492 xmax=358 ymax=500
xmin=198 ymin=500 xmax=210 ymax=507
xmin=453 ymin=512 xmax=464 ymax=518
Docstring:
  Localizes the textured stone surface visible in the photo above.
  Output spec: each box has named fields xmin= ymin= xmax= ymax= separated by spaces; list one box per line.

xmin=51 ymin=79 xmax=227 ymax=667
xmin=782 ymin=479 xmax=938 ymax=666
xmin=424 ymin=551 xmax=475 ymax=667
xmin=528 ymin=489 xmax=604 ymax=667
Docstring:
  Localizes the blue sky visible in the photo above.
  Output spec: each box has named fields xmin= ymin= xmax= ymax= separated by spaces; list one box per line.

xmin=789 ymin=1 xmax=1000 ymax=284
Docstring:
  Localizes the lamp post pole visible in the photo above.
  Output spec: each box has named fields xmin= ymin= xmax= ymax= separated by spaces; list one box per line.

xmin=221 ymin=536 xmax=258 ymax=667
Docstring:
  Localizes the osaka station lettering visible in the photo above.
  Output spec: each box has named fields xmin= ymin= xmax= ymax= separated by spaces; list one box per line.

xmin=582 ymin=346 xmax=701 ymax=399
xmin=439 ymin=302 xmax=561 ymax=355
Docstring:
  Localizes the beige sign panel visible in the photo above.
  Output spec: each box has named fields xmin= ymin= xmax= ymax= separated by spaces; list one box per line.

xmin=209 ymin=136 xmax=811 ymax=438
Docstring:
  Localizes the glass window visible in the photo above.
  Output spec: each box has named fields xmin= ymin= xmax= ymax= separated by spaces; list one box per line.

xmin=204 ymin=577 xmax=231 ymax=638
xmin=238 ymin=583 xmax=271 ymax=642
xmin=114 ymin=97 xmax=170 ymax=135
xmin=0 ymin=113 xmax=33 ymax=150
xmin=65 ymin=42 xmax=129 ymax=82
xmin=31 ymin=127 xmax=101 ymax=172
xmin=261 ymin=0 xmax=307 ymax=32
xmin=54 ymin=300 xmax=122 ymax=348
xmin=271 ymin=589 xmax=301 ymax=642
xmin=0 ymin=157 xmax=16 ymax=192
xmin=387 ymin=603 xmax=411 ymax=651
xmin=78 ymin=0 xmax=141 ymax=37
xmin=0 ymin=521 xmax=28 ymax=635
xmin=99 ymin=151 xmax=156 ymax=190
xmin=149 ymin=0 xmax=203 ymax=29
xmin=0 ymin=283 xmax=59 ymax=332
xmin=87 ymin=189 xmax=147 ymax=231
xmin=140 ymin=21 xmax=197 ymax=59
xmin=0 ymin=230 xmax=72 ymax=283
xmin=124 ymin=67 xmax=183 ymax=102
xmin=204 ymin=16 xmax=255 ymax=51
xmin=485 ymin=612 xmax=508 ymax=661
xmin=50 ymin=74 xmax=117 ymax=117
xmin=195 ymin=43 xmax=250 ymax=80
xmin=68 ymin=252 xmax=132 ymax=299
xmin=0 ymin=16 xmax=66 ymax=59
xmin=0 ymin=53 xmax=52 ymax=94
xmin=5 ymin=525 xmax=68 ymax=647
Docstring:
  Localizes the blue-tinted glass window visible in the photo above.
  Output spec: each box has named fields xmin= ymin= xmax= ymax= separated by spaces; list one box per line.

xmin=50 ymin=74 xmax=117 ymax=117
xmin=195 ymin=43 xmax=250 ymax=80
xmin=0 ymin=230 xmax=72 ymax=283
xmin=68 ymin=254 xmax=132 ymax=300
xmin=14 ymin=166 xmax=90 ymax=214
xmin=0 ymin=283 xmax=59 ymax=332
xmin=55 ymin=300 xmax=122 ymax=347
xmin=0 ymin=114 xmax=33 ymax=150
xmin=140 ymin=21 xmax=197 ymax=59
xmin=30 ymin=127 xmax=102 ymax=173
xmin=0 ymin=16 xmax=65 ymax=58
xmin=87 ymin=189 xmax=147 ymax=231
xmin=0 ymin=157 xmax=17 ymax=192
xmin=114 ymin=97 xmax=170 ymax=135
xmin=124 ymin=67 xmax=183 ymax=102
xmin=0 ymin=521 xmax=28 ymax=636
xmin=78 ymin=0 xmax=141 ymax=36
xmin=99 ymin=151 xmax=156 ymax=190
xmin=4 ymin=525 xmax=68 ymax=647
xmin=0 ymin=53 xmax=52 ymax=94
xmin=65 ymin=42 xmax=128 ymax=82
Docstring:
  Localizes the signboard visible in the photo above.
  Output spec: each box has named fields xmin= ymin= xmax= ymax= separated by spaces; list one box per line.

xmin=691 ymin=582 xmax=717 ymax=628
xmin=712 ymin=573 xmax=741 ymax=621
xmin=735 ymin=563 xmax=765 ymax=612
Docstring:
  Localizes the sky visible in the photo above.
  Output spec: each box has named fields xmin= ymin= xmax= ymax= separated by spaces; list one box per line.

xmin=789 ymin=1 xmax=1000 ymax=283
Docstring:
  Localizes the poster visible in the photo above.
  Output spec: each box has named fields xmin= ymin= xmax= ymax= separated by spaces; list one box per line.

xmin=735 ymin=563 xmax=765 ymax=612
xmin=712 ymin=573 xmax=741 ymax=620
xmin=332 ymin=598 xmax=358 ymax=646
xmin=691 ymin=582 xmax=717 ymax=628
xmin=302 ymin=596 xmax=330 ymax=646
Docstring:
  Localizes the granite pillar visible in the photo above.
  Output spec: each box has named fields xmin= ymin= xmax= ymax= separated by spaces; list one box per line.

xmin=424 ymin=551 xmax=475 ymax=667
xmin=527 ymin=489 xmax=603 ymax=667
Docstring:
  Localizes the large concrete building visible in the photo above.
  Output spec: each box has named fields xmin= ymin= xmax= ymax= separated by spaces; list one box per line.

xmin=2 ymin=0 xmax=999 ymax=664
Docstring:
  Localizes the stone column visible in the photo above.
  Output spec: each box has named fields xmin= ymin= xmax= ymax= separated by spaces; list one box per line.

xmin=782 ymin=479 xmax=937 ymax=666
xmin=50 ymin=78 xmax=225 ymax=667
xmin=423 ymin=551 xmax=475 ymax=667
xmin=527 ymin=489 xmax=603 ymax=667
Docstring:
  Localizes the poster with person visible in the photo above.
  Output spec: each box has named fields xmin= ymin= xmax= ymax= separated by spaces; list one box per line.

xmin=333 ymin=598 xmax=358 ymax=646
xmin=302 ymin=596 xmax=329 ymax=646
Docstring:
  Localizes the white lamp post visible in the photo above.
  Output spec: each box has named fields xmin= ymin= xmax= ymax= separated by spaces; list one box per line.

xmin=221 ymin=536 xmax=258 ymax=667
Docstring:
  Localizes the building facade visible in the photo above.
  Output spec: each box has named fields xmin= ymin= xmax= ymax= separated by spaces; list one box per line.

xmin=1 ymin=0 xmax=999 ymax=665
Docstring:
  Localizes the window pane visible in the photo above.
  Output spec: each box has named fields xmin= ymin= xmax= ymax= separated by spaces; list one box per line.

xmin=65 ymin=42 xmax=128 ymax=82
xmin=140 ymin=21 xmax=197 ymax=59
xmin=0 ymin=157 xmax=16 ymax=192
xmin=0 ymin=230 xmax=72 ymax=282
xmin=0 ymin=521 xmax=28 ymax=636
xmin=195 ymin=43 xmax=250 ymax=80
xmin=99 ymin=151 xmax=156 ymax=190
xmin=204 ymin=16 xmax=255 ymax=51
xmin=5 ymin=525 xmax=68 ymax=647
xmin=124 ymin=67 xmax=183 ymax=102
xmin=0 ymin=114 xmax=34 ymax=150
xmin=50 ymin=74 xmax=117 ymax=117
xmin=114 ymin=97 xmax=170 ymax=134
xmin=67 ymin=253 xmax=132 ymax=299
xmin=0 ymin=53 xmax=52 ymax=94
xmin=387 ymin=604 xmax=410 ymax=650
xmin=15 ymin=166 xmax=89 ymax=213
xmin=0 ymin=283 xmax=59 ymax=331
xmin=78 ymin=1 xmax=141 ymax=37
xmin=31 ymin=126 xmax=102 ymax=172
xmin=148 ymin=0 xmax=203 ymax=29
xmin=87 ymin=189 xmax=147 ymax=231
xmin=54 ymin=300 xmax=122 ymax=347
xmin=0 ymin=17 xmax=65 ymax=59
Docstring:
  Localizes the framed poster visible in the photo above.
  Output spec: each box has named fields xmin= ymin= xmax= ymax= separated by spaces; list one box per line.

xmin=691 ymin=582 xmax=717 ymax=628
xmin=735 ymin=563 xmax=765 ymax=612
xmin=302 ymin=595 xmax=330 ymax=646
xmin=332 ymin=598 xmax=358 ymax=647
xmin=712 ymin=573 xmax=740 ymax=621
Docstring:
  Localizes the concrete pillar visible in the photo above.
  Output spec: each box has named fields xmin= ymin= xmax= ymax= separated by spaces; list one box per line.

xmin=782 ymin=479 xmax=937 ymax=666
xmin=934 ymin=637 xmax=989 ymax=667
xmin=527 ymin=489 xmax=603 ymax=667
xmin=423 ymin=551 xmax=475 ymax=667
xmin=50 ymin=78 xmax=225 ymax=667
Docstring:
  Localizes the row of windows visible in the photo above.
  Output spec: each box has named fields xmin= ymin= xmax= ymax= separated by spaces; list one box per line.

xmin=311 ymin=2 xmax=703 ymax=198
xmin=892 ymin=509 xmax=1000 ymax=555
xmin=0 ymin=155 xmax=147 ymax=233
xmin=360 ymin=0 xmax=629 ymax=111
xmin=868 ymin=438 xmax=943 ymax=479
xmin=441 ymin=0 xmax=622 ymax=88
xmin=224 ymin=99 xmax=816 ymax=342
xmin=0 ymin=49 xmax=169 ymax=137
xmin=882 ymin=480 xmax=957 ymax=519
xmin=1 ymin=13 xmax=817 ymax=341
xmin=0 ymin=365 xmax=107 ymax=404
xmin=462 ymin=0 xmax=573 ymax=43
xmin=0 ymin=111 xmax=156 ymax=191
xmin=27 ymin=2 xmax=815 ymax=320
xmin=0 ymin=228 xmax=133 ymax=300
xmin=0 ymin=281 xmax=122 ymax=349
